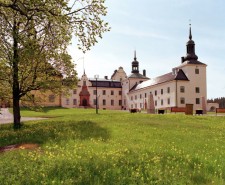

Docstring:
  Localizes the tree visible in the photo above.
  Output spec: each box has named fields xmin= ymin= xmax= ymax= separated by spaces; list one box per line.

xmin=0 ymin=61 xmax=11 ymax=107
xmin=0 ymin=0 xmax=110 ymax=129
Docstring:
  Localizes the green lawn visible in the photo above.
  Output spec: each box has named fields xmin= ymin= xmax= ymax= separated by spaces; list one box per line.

xmin=0 ymin=108 xmax=225 ymax=185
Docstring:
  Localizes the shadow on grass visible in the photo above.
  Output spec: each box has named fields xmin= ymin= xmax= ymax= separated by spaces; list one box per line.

xmin=20 ymin=106 xmax=68 ymax=113
xmin=0 ymin=120 xmax=110 ymax=147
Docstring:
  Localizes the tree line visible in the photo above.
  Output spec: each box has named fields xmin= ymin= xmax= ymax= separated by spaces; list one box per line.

xmin=208 ymin=97 xmax=225 ymax=108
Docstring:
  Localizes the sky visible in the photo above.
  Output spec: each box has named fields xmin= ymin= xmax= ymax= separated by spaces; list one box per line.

xmin=68 ymin=0 xmax=225 ymax=99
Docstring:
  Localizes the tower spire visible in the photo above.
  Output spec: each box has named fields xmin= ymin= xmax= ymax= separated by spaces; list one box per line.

xmin=181 ymin=22 xmax=198 ymax=63
xmin=189 ymin=22 xmax=192 ymax=40
xmin=134 ymin=50 xmax=137 ymax=60
xmin=82 ymin=57 xmax=85 ymax=75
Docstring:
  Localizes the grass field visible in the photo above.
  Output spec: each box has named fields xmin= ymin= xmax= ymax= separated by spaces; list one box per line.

xmin=0 ymin=108 xmax=225 ymax=185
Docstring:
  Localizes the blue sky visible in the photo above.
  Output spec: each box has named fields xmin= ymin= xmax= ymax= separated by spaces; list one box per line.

xmin=68 ymin=0 xmax=225 ymax=99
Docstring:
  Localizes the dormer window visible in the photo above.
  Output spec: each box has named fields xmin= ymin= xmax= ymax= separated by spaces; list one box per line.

xmin=172 ymin=68 xmax=177 ymax=75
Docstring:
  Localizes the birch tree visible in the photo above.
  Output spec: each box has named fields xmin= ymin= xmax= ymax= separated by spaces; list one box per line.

xmin=0 ymin=0 xmax=110 ymax=129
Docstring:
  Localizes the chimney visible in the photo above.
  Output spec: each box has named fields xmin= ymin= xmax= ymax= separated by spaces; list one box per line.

xmin=143 ymin=69 xmax=146 ymax=77
xmin=104 ymin=76 xmax=108 ymax=80
xmin=181 ymin=57 xmax=184 ymax=63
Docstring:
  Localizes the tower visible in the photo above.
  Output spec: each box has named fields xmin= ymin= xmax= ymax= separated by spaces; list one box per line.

xmin=179 ymin=24 xmax=207 ymax=112
xmin=131 ymin=50 xmax=139 ymax=73
xmin=181 ymin=24 xmax=198 ymax=63
xmin=79 ymin=73 xmax=90 ymax=107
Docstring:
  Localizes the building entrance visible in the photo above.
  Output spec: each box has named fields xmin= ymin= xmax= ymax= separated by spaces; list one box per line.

xmin=82 ymin=99 xmax=88 ymax=106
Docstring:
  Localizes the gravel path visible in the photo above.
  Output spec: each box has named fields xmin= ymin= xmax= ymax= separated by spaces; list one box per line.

xmin=0 ymin=108 xmax=47 ymax=124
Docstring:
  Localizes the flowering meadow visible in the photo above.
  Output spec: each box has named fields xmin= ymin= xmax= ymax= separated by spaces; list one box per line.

xmin=0 ymin=108 xmax=225 ymax=184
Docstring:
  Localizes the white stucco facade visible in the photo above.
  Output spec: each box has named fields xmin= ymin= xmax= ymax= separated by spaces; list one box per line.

xmin=126 ymin=63 xmax=207 ymax=112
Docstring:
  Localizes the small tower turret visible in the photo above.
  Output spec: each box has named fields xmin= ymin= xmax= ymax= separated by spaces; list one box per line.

xmin=182 ymin=24 xmax=198 ymax=63
xmin=131 ymin=50 xmax=139 ymax=73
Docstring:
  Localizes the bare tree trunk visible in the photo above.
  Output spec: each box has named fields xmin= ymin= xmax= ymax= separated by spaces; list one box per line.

xmin=12 ymin=19 xmax=21 ymax=129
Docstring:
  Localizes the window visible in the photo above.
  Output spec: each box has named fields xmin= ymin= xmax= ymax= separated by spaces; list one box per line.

xmin=119 ymin=91 xmax=122 ymax=95
xmin=73 ymin=90 xmax=77 ymax=94
xmin=161 ymin=99 xmax=163 ymax=105
xmin=103 ymin=99 xmax=106 ymax=105
xmin=49 ymin=95 xmax=55 ymax=102
xmin=196 ymin=98 xmax=200 ymax=104
xmin=167 ymin=87 xmax=170 ymax=93
xmin=140 ymin=94 xmax=142 ymax=99
xmin=111 ymin=90 xmax=114 ymax=95
xmin=167 ymin=98 xmax=170 ymax=105
xmin=161 ymin=89 xmax=163 ymax=95
xmin=119 ymin=100 xmax=122 ymax=106
xmin=180 ymin=97 xmax=185 ymax=104
xmin=196 ymin=87 xmax=200 ymax=93
xmin=140 ymin=103 xmax=142 ymax=108
xmin=66 ymin=99 xmax=69 ymax=105
xmin=145 ymin=93 xmax=147 ymax=98
xmin=131 ymin=96 xmax=133 ymax=101
xmin=93 ymin=99 xmax=97 ymax=105
xmin=135 ymin=95 xmax=137 ymax=100
xmin=83 ymin=81 xmax=86 ymax=86
xmin=155 ymin=90 xmax=157 ymax=96
xmin=102 ymin=90 xmax=106 ymax=95
xmin=131 ymin=104 xmax=133 ymax=109
xmin=124 ymin=99 xmax=126 ymax=106
xmin=180 ymin=86 xmax=185 ymax=93
xmin=155 ymin=100 xmax=157 ymax=106
xmin=93 ymin=90 xmax=97 ymax=95
xmin=195 ymin=68 xmax=199 ymax=74
xmin=73 ymin=99 xmax=77 ymax=105
xmin=111 ymin=100 xmax=114 ymax=106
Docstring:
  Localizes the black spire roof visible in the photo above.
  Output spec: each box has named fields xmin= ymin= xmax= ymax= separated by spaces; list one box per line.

xmin=183 ymin=24 xmax=198 ymax=61
xmin=181 ymin=24 xmax=206 ymax=65
xmin=131 ymin=50 xmax=139 ymax=73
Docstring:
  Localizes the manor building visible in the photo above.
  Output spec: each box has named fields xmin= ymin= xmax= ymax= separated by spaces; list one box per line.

xmin=61 ymin=26 xmax=207 ymax=112
xmin=61 ymin=68 xmax=126 ymax=110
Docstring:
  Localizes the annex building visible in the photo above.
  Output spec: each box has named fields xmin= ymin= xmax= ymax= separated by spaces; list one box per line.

xmin=62 ymin=26 xmax=207 ymax=112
